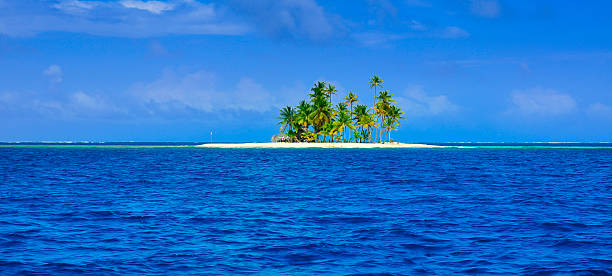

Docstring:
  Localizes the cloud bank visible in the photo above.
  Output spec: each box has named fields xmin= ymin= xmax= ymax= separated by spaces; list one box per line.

xmin=120 ymin=0 xmax=175 ymax=14
xmin=1 ymin=68 xmax=295 ymax=121
xmin=132 ymin=69 xmax=280 ymax=114
xmin=0 ymin=0 xmax=473 ymax=45
xmin=1 ymin=0 xmax=247 ymax=37
xmin=228 ymin=0 xmax=343 ymax=41
xmin=509 ymin=88 xmax=576 ymax=116
xmin=396 ymin=86 xmax=459 ymax=117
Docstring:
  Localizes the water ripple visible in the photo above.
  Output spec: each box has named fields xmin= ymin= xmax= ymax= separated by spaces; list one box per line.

xmin=0 ymin=147 xmax=611 ymax=274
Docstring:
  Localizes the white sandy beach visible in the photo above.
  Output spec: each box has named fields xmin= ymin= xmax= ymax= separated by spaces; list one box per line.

xmin=196 ymin=142 xmax=444 ymax=148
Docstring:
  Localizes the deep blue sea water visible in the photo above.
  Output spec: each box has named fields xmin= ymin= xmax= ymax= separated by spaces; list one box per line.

xmin=1 ymin=144 xmax=611 ymax=275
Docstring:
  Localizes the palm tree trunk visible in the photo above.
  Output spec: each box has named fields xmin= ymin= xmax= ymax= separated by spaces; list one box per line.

xmin=379 ymin=116 xmax=382 ymax=143
xmin=377 ymin=118 xmax=380 ymax=143
xmin=380 ymin=116 xmax=384 ymax=143
xmin=351 ymin=105 xmax=354 ymax=139
xmin=373 ymin=119 xmax=377 ymax=144
xmin=373 ymin=87 xmax=376 ymax=143
xmin=374 ymin=87 xmax=377 ymax=110
xmin=362 ymin=126 xmax=365 ymax=143
xmin=380 ymin=115 xmax=385 ymax=144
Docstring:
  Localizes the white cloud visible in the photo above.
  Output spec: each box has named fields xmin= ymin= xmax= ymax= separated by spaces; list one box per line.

xmin=229 ymin=78 xmax=276 ymax=112
xmin=72 ymin=92 xmax=105 ymax=111
xmin=120 ymin=0 xmax=175 ymax=14
xmin=0 ymin=90 xmax=123 ymax=118
xmin=2 ymin=68 xmax=287 ymax=120
xmin=440 ymin=26 xmax=470 ymax=38
xmin=354 ymin=25 xmax=468 ymax=46
xmin=43 ymin=65 xmax=63 ymax=84
xmin=353 ymin=32 xmax=406 ymax=47
xmin=229 ymin=0 xmax=341 ymax=41
xmin=67 ymin=92 xmax=126 ymax=117
xmin=53 ymin=0 xmax=100 ymax=14
xmin=409 ymin=20 xmax=427 ymax=31
xmin=396 ymin=86 xmax=459 ymax=116
xmin=509 ymin=88 xmax=576 ymax=116
xmin=1 ymin=0 xmax=247 ymax=37
xmin=586 ymin=102 xmax=612 ymax=118
xmin=470 ymin=0 xmax=500 ymax=18
xmin=131 ymin=69 xmax=280 ymax=114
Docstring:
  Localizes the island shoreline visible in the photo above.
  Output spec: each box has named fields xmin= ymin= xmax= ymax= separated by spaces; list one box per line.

xmin=195 ymin=142 xmax=446 ymax=149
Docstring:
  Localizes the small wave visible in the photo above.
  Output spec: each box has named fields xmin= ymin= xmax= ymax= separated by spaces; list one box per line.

xmin=284 ymin=252 xmax=326 ymax=265
xmin=400 ymin=243 xmax=448 ymax=252
xmin=0 ymin=260 xmax=24 ymax=267
xmin=551 ymin=238 xmax=600 ymax=248
xmin=461 ymin=267 xmax=490 ymax=274
xmin=1 ymin=240 xmax=26 ymax=247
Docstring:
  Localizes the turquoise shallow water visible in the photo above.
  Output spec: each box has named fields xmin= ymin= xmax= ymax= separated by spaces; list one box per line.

xmin=0 ymin=143 xmax=611 ymax=274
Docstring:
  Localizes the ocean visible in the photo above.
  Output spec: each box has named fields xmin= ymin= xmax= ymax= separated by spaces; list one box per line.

xmin=1 ymin=143 xmax=611 ymax=274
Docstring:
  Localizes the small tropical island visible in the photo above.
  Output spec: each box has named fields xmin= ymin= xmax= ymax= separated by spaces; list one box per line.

xmin=198 ymin=75 xmax=442 ymax=148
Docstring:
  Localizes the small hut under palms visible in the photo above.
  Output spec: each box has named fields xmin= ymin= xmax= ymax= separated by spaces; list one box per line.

xmin=271 ymin=134 xmax=288 ymax=143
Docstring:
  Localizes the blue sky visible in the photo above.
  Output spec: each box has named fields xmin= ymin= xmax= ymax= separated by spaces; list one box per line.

xmin=1 ymin=0 xmax=611 ymax=142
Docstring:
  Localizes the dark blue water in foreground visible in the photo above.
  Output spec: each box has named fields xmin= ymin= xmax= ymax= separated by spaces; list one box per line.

xmin=1 ymin=145 xmax=611 ymax=275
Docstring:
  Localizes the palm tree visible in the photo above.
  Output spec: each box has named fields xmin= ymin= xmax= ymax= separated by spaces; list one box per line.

xmin=286 ymin=129 xmax=297 ymax=142
xmin=320 ymin=122 xmax=336 ymax=142
xmin=369 ymin=76 xmax=383 ymax=142
xmin=302 ymin=130 xmax=316 ymax=142
xmin=344 ymin=92 xmax=358 ymax=140
xmin=295 ymin=100 xmax=312 ymax=140
xmin=360 ymin=128 xmax=370 ymax=143
xmin=359 ymin=113 xmax=377 ymax=143
xmin=353 ymin=104 xmax=368 ymax=117
xmin=277 ymin=75 xmax=403 ymax=144
xmin=310 ymin=81 xmax=327 ymax=99
xmin=327 ymin=122 xmax=341 ymax=142
xmin=325 ymin=83 xmax=337 ymax=103
xmin=387 ymin=105 xmax=404 ymax=142
xmin=369 ymin=75 xmax=383 ymax=107
xmin=277 ymin=106 xmax=295 ymax=141
xmin=344 ymin=92 xmax=358 ymax=112
xmin=353 ymin=104 xmax=369 ymax=142
xmin=382 ymin=117 xmax=398 ymax=143
xmin=375 ymin=90 xmax=395 ymax=143
xmin=351 ymin=131 xmax=362 ymax=143
xmin=335 ymin=110 xmax=354 ymax=142
xmin=335 ymin=103 xmax=349 ymax=141
xmin=388 ymin=105 xmax=404 ymax=124
xmin=372 ymin=101 xmax=386 ymax=143
xmin=377 ymin=90 xmax=394 ymax=104
xmin=309 ymin=95 xmax=332 ymax=142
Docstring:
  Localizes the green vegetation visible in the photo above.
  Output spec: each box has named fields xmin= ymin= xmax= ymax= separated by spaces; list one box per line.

xmin=277 ymin=75 xmax=404 ymax=143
